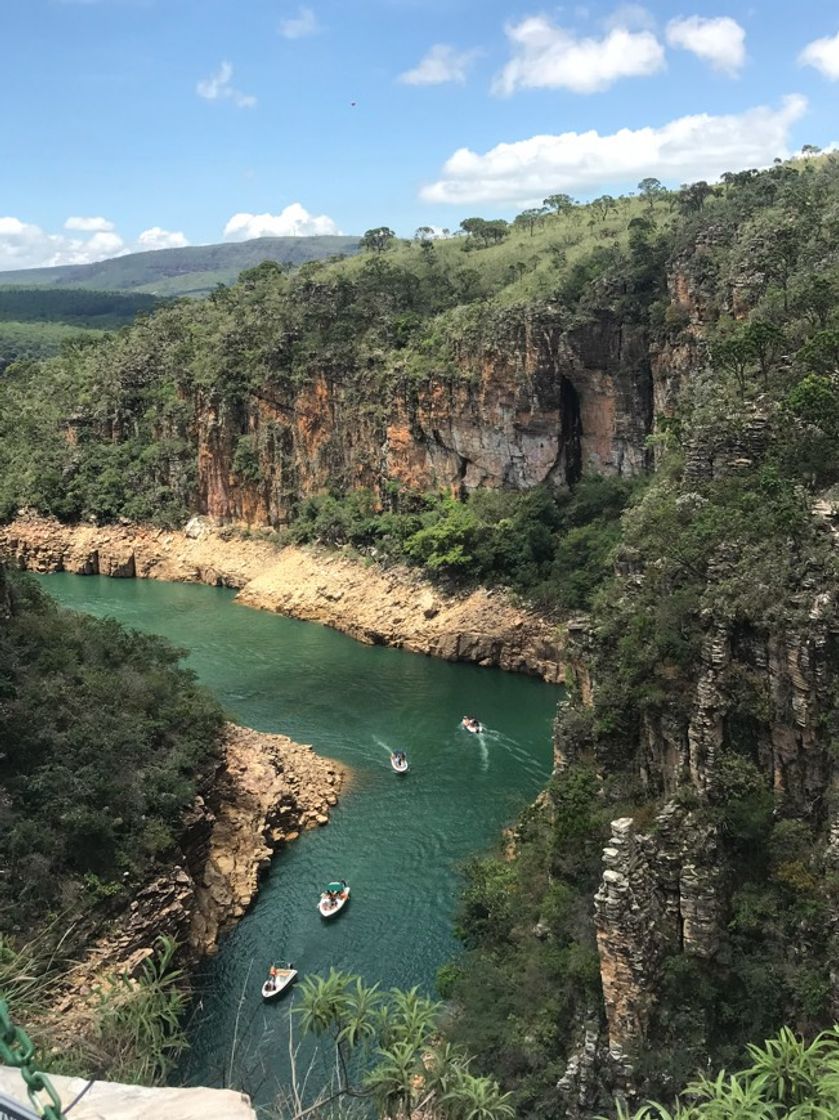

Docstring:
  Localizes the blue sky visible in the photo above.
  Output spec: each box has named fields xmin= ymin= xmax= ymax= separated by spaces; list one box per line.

xmin=2 ymin=0 xmax=839 ymax=268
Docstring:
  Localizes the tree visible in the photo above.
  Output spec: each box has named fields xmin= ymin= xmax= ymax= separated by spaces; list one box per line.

xmin=543 ymin=193 xmax=575 ymax=214
xmin=711 ymin=322 xmax=786 ymax=394
xmin=459 ymin=217 xmax=509 ymax=248
xmin=743 ymin=321 xmax=786 ymax=386
xmin=361 ymin=227 xmax=396 ymax=252
xmin=786 ymin=374 xmax=839 ymax=438
xmin=790 ymin=275 xmax=835 ymax=330
xmin=678 ymin=180 xmax=715 ymax=213
xmin=414 ymin=226 xmax=436 ymax=241
xmin=637 ymin=177 xmax=666 ymax=209
xmin=513 ymin=207 xmax=547 ymax=236
xmin=711 ymin=333 xmax=754 ymax=396
xmin=734 ymin=212 xmax=802 ymax=310
xmin=798 ymin=329 xmax=839 ymax=376
xmin=590 ymin=195 xmax=617 ymax=221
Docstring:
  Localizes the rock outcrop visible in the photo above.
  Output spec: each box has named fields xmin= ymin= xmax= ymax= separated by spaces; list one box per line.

xmin=0 ymin=514 xmax=565 ymax=682
xmin=189 ymin=724 xmax=343 ymax=954
xmin=47 ymin=723 xmax=343 ymax=1033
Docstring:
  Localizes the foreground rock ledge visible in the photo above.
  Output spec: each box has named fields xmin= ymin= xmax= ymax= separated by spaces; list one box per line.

xmin=0 ymin=514 xmax=565 ymax=683
xmin=0 ymin=1068 xmax=257 ymax=1120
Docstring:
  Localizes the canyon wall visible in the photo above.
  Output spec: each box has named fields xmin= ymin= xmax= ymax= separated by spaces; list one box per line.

xmin=194 ymin=309 xmax=652 ymax=526
xmin=550 ymin=245 xmax=839 ymax=1113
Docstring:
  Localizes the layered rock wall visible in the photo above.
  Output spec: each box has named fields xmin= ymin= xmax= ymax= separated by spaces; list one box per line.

xmin=192 ymin=310 xmax=652 ymax=526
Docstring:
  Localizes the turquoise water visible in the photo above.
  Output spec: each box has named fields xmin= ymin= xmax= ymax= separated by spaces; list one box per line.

xmin=36 ymin=574 xmax=560 ymax=1107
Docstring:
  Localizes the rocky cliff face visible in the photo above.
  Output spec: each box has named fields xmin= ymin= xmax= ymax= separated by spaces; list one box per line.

xmin=549 ymin=244 xmax=839 ymax=1112
xmin=48 ymin=724 xmax=343 ymax=1040
xmin=195 ymin=309 xmax=652 ymax=526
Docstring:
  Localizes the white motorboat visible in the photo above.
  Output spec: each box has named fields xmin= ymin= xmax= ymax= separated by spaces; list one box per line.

xmin=318 ymin=881 xmax=350 ymax=918
xmin=390 ymin=752 xmax=409 ymax=773
xmin=461 ymin=717 xmax=482 ymax=734
xmin=261 ymin=964 xmax=297 ymax=1000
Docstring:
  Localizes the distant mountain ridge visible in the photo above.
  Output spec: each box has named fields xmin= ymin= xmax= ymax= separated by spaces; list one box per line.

xmin=0 ymin=235 xmax=361 ymax=297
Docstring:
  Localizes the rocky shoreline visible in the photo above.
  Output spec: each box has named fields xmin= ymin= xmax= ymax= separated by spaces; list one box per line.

xmin=48 ymin=722 xmax=343 ymax=1035
xmin=0 ymin=514 xmax=565 ymax=682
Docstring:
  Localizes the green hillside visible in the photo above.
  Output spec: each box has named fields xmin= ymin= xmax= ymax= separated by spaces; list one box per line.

xmin=0 ymin=235 xmax=360 ymax=297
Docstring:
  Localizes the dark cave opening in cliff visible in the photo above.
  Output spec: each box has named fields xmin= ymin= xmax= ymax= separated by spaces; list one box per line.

xmin=559 ymin=377 xmax=582 ymax=486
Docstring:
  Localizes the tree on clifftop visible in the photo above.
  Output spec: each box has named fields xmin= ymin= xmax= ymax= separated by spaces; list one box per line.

xmin=459 ymin=217 xmax=509 ymax=247
xmin=543 ymin=193 xmax=575 ymax=214
xmin=361 ymin=227 xmax=396 ymax=252
xmin=638 ymin=177 xmax=666 ymax=208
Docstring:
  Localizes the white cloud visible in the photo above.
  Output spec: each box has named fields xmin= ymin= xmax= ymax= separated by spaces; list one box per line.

xmin=0 ymin=218 xmax=129 ymax=270
xmin=0 ymin=218 xmax=191 ymax=271
xmin=666 ymin=16 xmax=746 ymax=77
xmin=279 ymin=6 xmax=319 ymax=39
xmin=64 ymin=215 xmax=115 ymax=232
xmin=421 ymin=94 xmax=807 ymax=205
xmin=223 ymin=203 xmax=341 ymax=240
xmin=493 ymin=16 xmax=665 ymax=95
xmin=137 ymin=227 xmax=190 ymax=250
xmin=799 ymin=30 xmax=839 ymax=80
xmin=196 ymin=61 xmax=256 ymax=109
xmin=399 ymin=44 xmax=480 ymax=86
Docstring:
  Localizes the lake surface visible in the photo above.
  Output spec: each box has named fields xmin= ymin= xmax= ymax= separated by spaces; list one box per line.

xmin=36 ymin=573 xmax=560 ymax=1109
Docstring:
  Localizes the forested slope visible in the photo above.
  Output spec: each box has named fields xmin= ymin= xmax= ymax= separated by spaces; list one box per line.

xmin=0 ymin=565 xmax=224 ymax=937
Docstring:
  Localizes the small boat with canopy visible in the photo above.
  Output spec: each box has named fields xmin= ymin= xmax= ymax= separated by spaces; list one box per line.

xmin=261 ymin=963 xmax=297 ymax=1000
xmin=318 ymin=880 xmax=350 ymax=918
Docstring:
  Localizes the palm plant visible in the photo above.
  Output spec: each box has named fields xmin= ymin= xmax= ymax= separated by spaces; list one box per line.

xmin=611 ymin=1027 xmax=839 ymax=1120
xmin=743 ymin=1026 xmax=836 ymax=1106
xmin=295 ymin=968 xmax=352 ymax=1039
xmin=441 ymin=1070 xmax=515 ymax=1120
xmin=388 ymin=987 xmax=440 ymax=1049
xmin=338 ymin=977 xmax=382 ymax=1049
xmin=364 ymin=1040 xmax=422 ymax=1119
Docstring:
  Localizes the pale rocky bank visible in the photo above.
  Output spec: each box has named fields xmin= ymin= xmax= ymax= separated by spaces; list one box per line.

xmin=44 ymin=723 xmax=343 ymax=1062
xmin=0 ymin=514 xmax=565 ymax=682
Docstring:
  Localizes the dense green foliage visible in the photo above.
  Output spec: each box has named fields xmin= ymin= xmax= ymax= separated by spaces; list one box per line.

xmin=0 ymin=566 xmax=224 ymax=931
xmin=284 ymin=476 xmax=637 ymax=610
xmin=0 ymin=288 xmax=160 ymax=370
xmin=617 ymin=1027 xmax=839 ymax=1119
xmin=0 ymin=286 xmax=160 ymax=326
xmin=0 ymin=318 xmax=105 ymax=371
xmin=441 ymin=765 xmax=610 ymax=1117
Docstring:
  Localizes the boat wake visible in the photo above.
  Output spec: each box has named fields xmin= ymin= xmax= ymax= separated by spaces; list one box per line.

xmin=477 ymin=728 xmax=544 ymax=779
